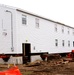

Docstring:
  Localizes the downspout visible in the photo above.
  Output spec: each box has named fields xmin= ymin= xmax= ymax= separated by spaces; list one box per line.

xmin=6 ymin=10 xmax=14 ymax=52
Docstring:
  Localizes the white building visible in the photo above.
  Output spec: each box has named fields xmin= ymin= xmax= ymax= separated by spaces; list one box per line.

xmin=0 ymin=4 xmax=74 ymax=64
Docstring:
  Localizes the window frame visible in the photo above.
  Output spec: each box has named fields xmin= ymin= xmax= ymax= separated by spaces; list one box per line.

xmin=73 ymin=41 xmax=74 ymax=47
xmin=73 ymin=29 xmax=74 ymax=35
xmin=55 ymin=39 xmax=58 ymax=46
xmin=35 ymin=18 xmax=39 ymax=28
xmin=62 ymin=40 xmax=65 ymax=47
xmin=68 ymin=40 xmax=70 ymax=47
xmin=22 ymin=15 xmax=27 ymax=25
xmin=55 ymin=24 xmax=57 ymax=32
xmin=68 ymin=28 xmax=70 ymax=34
xmin=62 ymin=26 xmax=64 ymax=33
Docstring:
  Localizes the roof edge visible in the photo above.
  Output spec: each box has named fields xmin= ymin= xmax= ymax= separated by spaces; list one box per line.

xmin=17 ymin=9 xmax=74 ymax=29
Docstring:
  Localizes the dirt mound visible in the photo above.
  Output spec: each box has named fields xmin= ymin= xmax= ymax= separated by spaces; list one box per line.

xmin=0 ymin=58 xmax=74 ymax=75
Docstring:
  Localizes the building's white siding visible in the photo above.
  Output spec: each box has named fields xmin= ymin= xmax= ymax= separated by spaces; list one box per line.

xmin=0 ymin=5 xmax=74 ymax=55
xmin=0 ymin=5 xmax=74 ymax=63
xmin=0 ymin=5 xmax=17 ymax=54
xmin=16 ymin=11 xmax=74 ymax=54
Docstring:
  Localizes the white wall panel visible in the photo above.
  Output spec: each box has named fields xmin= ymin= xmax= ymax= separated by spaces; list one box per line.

xmin=16 ymin=11 xmax=74 ymax=54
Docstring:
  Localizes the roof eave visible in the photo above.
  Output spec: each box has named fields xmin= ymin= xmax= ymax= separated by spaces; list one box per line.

xmin=16 ymin=9 xmax=74 ymax=29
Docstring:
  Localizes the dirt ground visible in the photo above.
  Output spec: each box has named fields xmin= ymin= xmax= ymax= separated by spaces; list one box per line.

xmin=0 ymin=58 xmax=74 ymax=75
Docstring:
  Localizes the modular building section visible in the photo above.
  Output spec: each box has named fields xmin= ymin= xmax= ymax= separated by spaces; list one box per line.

xmin=0 ymin=4 xmax=74 ymax=64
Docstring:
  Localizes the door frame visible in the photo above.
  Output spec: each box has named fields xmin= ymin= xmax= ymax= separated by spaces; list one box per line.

xmin=22 ymin=43 xmax=31 ymax=64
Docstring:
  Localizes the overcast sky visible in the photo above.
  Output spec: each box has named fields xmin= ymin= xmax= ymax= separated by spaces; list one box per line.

xmin=0 ymin=0 xmax=74 ymax=27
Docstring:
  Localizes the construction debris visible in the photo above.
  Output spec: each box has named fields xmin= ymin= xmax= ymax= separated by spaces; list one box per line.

xmin=62 ymin=61 xmax=69 ymax=64
xmin=34 ymin=68 xmax=51 ymax=72
xmin=47 ymin=54 xmax=61 ymax=60
xmin=63 ymin=58 xmax=72 ymax=62
xmin=26 ymin=60 xmax=42 ymax=67
xmin=0 ymin=55 xmax=74 ymax=75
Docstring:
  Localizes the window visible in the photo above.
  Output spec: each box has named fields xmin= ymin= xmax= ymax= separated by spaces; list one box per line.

xmin=73 ymin=29 xmax=74 ymax=35
xmin=68 ymin=41 xmax=70 ymax=47
xmin=55 ymin=39 xmax=58 ymax=46
xmin=62 ymin=40 xmax=65 ymax=46
xmin=62 ymin=26 xmax=64 ymax=33
xmin=22 ymin=15 xmax=27 ymax=25
xmin=55 ymin=24 xmax=57 ymax=32
xmin=35 ymin=18 xmax=39 ymax=28
xmin=68 ymin=28 xmax=70 ymax=34
xmin=73 ymin=41 xmax=74 ymax=47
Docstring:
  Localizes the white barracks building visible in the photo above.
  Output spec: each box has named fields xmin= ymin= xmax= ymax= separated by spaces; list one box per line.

xmin=0 ymin=4 xmax=74 ymax=64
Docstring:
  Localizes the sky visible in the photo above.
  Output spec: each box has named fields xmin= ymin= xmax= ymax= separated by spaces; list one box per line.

xmin=0 ymin=0 xmax=74 ymax=27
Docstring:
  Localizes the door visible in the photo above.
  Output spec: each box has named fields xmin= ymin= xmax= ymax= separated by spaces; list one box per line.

xmin=22 ymin=43 xmax=31 ymax=64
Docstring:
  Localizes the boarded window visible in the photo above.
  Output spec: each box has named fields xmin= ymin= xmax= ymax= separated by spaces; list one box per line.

xmin=68 ymin=28 xmax=70 ymax=34
xmin=73 ymin=41 xmax=74 ymax=47
xmin=62 ymin=40 xmax=65 ymax=46
xmin=68 ymin=41 xmax=70 ymax=47
xmin=55 ymin=39 xmax=58 ymax=46
xmin=73 ymin=29 xmax=74 ymax=35
xmin=22 ymin=15 xmax=27 ymax=25
xmin=35 ymin=18 xmax=39 ymax=28
xmin=55 ymin=24 xmax=57 ymax=32
xmin=62 ymin=26 xmax=64 ymax=33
